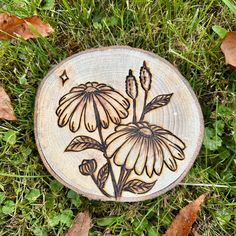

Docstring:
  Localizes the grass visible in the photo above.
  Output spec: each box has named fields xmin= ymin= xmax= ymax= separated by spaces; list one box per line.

xmin=0 ymin=0 xmax=235 ymax=235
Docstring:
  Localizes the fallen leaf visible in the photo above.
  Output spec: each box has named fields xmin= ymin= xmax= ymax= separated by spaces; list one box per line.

xmin=221 ymin=32 xmax=236 ymax=70
xmin=65 ymin=211 xmax=91 ymax=236
xmin=0 ymin=13 xmax=54 ymax=40
xmin=0 ymin=86 xmax=17 ymax=121
xmin=165 ymin=193 xmax=207 ymax=236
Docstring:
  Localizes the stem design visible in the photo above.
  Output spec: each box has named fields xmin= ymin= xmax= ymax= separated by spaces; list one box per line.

xmin=140 ymin=90 xmax=148 ymax=121
xmin=98 ymin=125 xmax=118 ymax=198
xmin=95 ymin=103 xmax=118 ymax=198
xmin=133 ymin=98 xmax=137 ymax=123
xmin=117 ymin=168 xmax=132 ymax=197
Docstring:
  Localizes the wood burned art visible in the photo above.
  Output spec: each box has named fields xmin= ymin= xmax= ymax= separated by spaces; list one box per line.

xmin=35 ymin=47 xmax=204 ymax=201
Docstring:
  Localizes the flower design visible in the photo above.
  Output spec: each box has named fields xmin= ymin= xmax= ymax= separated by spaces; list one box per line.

xmin=79 ymin=159 xmax=97 ymax=176
xmin=106 ymin=122 xmax=185 ymax=177
xmin=56 ymin=82 xmax=130 ymax=132
xmin=58 ymin=62 xmax=187 ymax=198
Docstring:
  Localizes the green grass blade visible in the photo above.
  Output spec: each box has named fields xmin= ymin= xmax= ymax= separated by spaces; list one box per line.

xmin=221 ymin=0 xmax=236 ymax=15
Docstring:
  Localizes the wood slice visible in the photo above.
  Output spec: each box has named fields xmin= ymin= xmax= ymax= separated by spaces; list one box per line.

xmin=34 ymin=46 xmax=204 ymax=202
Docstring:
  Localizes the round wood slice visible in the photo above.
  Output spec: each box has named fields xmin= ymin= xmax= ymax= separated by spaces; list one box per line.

xmin=34 ymin=46 xmax=204 ymax=202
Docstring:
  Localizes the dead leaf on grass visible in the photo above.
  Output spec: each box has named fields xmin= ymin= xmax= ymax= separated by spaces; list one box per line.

xmin=0 ymin=12 xmax=54 ymax=40
xmin=221 ymin=32 xmax=236 ymax=70
xmin=165 ymin=193 xmax=207 ymax=236
xmin=0 ymin=86 xmax=17 ymax=121
xmin=65 ymin=211 xmax=91 ymax=236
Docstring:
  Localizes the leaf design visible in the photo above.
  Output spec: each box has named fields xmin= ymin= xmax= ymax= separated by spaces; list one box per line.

xmin=123 ymin=179 xmax=156 ymax=194
xmin=144 ymin=93 xmax=173 ymax=114
xmin=65 ymin=136 xmax=103 ymax=152
xmin=97 ymin=163 xmax=109 ymax=189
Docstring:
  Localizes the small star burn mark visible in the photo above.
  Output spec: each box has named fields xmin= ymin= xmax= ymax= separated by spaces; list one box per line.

xmin=60 ymin=70 xmax=69 ymax=86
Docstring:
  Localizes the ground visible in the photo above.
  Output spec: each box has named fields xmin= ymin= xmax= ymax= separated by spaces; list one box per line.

xmin=0 ymin=0 xmax=235 ymax=235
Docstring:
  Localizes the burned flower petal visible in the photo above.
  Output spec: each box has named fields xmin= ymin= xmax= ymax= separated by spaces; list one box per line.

xmin=56 ymin=82 xmax=130 ymax=132
xmin=106 ymin=122 xmax=185 ymax=177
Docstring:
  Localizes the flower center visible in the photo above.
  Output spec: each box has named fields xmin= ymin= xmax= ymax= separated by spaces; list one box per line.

xmin=139 ymin=127 xmax=153 ymax=137
xmin=85 ymin=86 xmax=98 ymax=93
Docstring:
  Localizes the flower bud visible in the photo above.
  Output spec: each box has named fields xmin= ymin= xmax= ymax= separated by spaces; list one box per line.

xmin=79 ymin=159 xmax=97 ymax=176
xmin=139 ymin=61 xmax=152 ymax=91
xmin=126 ymin=69 xmax=138 ymax=99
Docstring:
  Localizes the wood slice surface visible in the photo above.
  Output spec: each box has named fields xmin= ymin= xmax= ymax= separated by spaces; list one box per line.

xmin=34 ymin=46 xmax=204 ymax=202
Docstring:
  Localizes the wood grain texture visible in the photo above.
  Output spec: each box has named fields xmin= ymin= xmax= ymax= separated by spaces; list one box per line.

xmin=34 ymin=46 xmax=204 ymax=202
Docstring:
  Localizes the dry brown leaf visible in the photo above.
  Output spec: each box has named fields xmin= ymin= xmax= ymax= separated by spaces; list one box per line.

xmin=0 ymin=13 xmax=54 ymax=40
xmin=165 ymin=193 xmax=207 ymax=236
xmin=221 ymin=32 xmax=236 ymax=70
xmin=0 ymin=86 xmax=17 ymax=121
xmin=65 ymin=211 xmax=91 ymax=236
